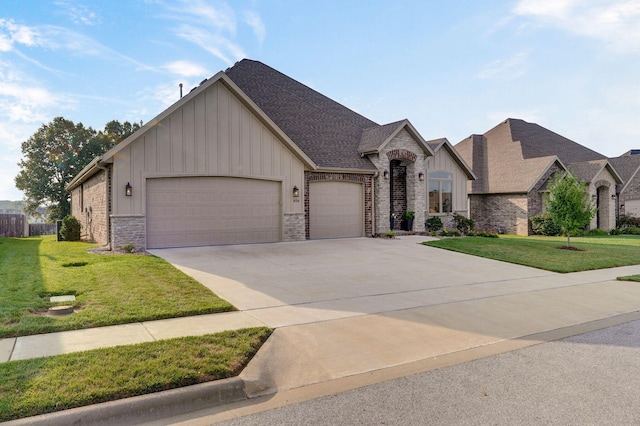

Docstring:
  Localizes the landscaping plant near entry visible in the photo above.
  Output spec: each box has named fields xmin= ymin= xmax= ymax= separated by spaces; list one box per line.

xmin=0 ymin=236 xmax=233 ymax=338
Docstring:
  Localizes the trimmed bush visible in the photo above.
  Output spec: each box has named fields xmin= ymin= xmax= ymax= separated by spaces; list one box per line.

xmin=425 ymin=216 xmax=443 ymax=232
xmin=453 ymin=213 xmax=474 ymax=234
xmin=530 ymin=214 xmax=562 ymax=236
xmin=618 ymin=215 xmax=640 ymax=229
xmin=59 ymin=215 xmax=81 ymax=241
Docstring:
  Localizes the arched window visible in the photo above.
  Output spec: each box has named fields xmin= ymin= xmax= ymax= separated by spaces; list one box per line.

xmin=428 ymin=172 xmax=452 ymax=214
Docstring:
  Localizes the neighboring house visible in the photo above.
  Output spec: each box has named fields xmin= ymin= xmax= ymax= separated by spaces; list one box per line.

xmin=455 ymin=118 xmax=621 ymax=235
xmin=609 ymin=152 xmax=640 ymax=219
xmin=67 ymin=59 xmax=475 ymax=250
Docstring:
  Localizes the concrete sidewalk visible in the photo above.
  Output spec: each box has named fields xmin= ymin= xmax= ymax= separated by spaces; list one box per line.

xmin=0 ymin=311 xmax=266 ymax=363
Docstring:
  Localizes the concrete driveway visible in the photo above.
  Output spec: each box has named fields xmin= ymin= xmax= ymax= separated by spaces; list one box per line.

xmin=150 ymin=236 xmax=640 ymax=398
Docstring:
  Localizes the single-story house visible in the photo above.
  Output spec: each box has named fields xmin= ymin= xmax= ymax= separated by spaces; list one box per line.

xmin=67 ymin=59 xmax=475 ymax=250
xmin=454 ymin=118 xmax=622 ymax=235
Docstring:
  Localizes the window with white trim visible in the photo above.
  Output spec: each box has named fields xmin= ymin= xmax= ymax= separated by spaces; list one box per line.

xmin=428 ymin=171 xmax=452 ymax=214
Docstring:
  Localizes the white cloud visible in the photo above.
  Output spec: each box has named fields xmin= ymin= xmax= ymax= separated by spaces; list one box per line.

xmin=477 ymin=52 xmax=530 ymax=80
xmin=176 ymin=24 xmax=245 ymax=65
xmin=54 ymin=1 xmax=100 ymax=26
xmin=243 ymin=10 xmax=266 ymax=43
xmin=514 ymin=0 xmax=640 ymax=53
xmin=0 ymin=19 xmax=42 ymax=51
xmin=163 ymin=60 xmax=210 ymax=77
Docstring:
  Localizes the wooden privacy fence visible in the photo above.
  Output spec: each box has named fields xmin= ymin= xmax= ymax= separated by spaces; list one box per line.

xmin=0 ymin=214 xmax=28 ymax=237
xmin=29 ymin=223 xmax=57 ymax=236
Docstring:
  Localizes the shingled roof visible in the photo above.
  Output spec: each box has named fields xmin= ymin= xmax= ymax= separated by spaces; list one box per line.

xmin=609 ymin=155 xmax=640 ymax=192
xmin=455 ymin=118 xmax=611 ymax=194
xmin=225 ymin=59 xmax=380 ymax=170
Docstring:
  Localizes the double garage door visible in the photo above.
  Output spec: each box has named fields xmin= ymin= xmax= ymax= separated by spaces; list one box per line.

xmin=147 ymin=177 xmax=281 ymax=249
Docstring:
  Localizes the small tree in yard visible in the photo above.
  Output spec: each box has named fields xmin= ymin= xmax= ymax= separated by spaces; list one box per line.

xmin=546 ymin=172 xmax=596 ymax=248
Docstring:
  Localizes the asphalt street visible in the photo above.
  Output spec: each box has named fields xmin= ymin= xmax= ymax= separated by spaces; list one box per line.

xmin=213 ymin=318 xmax=640 ymax=425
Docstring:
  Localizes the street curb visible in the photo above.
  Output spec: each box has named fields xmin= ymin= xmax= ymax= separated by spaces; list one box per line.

xmin=2 ymin=377 xmax=248 ymax=426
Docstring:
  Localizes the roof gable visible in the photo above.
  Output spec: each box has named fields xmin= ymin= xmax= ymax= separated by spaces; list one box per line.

xmin=426 ymin=138 xmax=476 ymax=180
xmin=359 ymin=119 xmax=434 ymax=158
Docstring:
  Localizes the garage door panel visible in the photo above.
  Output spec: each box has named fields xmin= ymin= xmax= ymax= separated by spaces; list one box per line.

xmin=626 ymin=199 xmax=640 ymax=218
xmin=147 ymin=177 xmax=281 ymax=248
xmin=310 ymin=181 xmax=363 ymax=239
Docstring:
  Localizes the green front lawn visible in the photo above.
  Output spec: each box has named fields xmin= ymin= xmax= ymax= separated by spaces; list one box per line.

xmin=423 ymin=235 xmax=640 ymax=273
xmin=0 ymin=327 xmax=271 ymax=422
xmin=0 ymin=236 xmax=234 ymax=337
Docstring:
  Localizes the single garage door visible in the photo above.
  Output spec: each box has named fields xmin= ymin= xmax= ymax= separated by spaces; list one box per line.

xmin=309 ymin=181 xmax=364 ymax=239
xmin=147 ymin=177 xmax=281 ymax=248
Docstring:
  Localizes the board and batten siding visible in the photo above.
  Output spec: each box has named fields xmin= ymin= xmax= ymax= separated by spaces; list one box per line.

xmin=110 ymin=81 xmax=306 ymax=218
xmin=426 ymin=147 xmax=469 ymax=213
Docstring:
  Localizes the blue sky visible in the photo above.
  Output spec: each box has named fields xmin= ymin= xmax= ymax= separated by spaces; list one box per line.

xmin=1 ymin=0 xmax=639 ymax=200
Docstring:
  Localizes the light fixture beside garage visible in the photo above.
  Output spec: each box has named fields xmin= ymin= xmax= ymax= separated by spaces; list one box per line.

xmin=383 ymin=170 xmax=389 ymax=179
xmin=125 ymin=182 xmax=132 ymax=196
xmin=418 ymin=172 xmax=425 ymax=181
xmin=293 ymin=185 xmax=300 ymax=200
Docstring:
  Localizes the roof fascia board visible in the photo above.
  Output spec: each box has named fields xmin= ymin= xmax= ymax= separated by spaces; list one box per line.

xmin=603 ymin=161 xmax=623 ymax=184
xmin=66 ymin=157 xmax=102 ymax=191
xmin=314 ymin=167 xmax=377 ymax=174
xmin=377 ymin=120 xmax=435 ymax=157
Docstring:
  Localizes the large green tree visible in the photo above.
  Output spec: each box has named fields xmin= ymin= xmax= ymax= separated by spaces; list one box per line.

xmin=15 ymin=117 xmax=141 ymax=221
xmin=545 ymin=171 xmax=596 ymax=247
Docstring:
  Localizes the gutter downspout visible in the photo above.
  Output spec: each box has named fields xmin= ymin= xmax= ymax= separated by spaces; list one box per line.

xmin=372 ymin=172 xmax=378 ymax=236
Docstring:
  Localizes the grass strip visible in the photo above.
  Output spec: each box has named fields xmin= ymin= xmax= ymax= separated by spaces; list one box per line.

xmin=423 ymin=235 xmax=640 ymax=273
xmin=0 ymin=236 xmax=234 ymax=338
xmin=0 ymin=327 xmax=271 ymax=421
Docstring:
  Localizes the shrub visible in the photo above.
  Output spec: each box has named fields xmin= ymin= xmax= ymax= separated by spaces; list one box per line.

xmin=425 ymin=216 xmax=443 ymax=232
xmin=610 ymin=228 xmax=623 ymax=235
xmin=530 ymin=214 xmax=562 ymax=236
xmin=622 ymin=227 xmax=640 ymax=235
xmin=440 ymin=228 xmax=461 ymax=237
xmin=120 ymin=244 xmax=136 ymax=253
xmin=59 ymin=215 xmax=81 ymax=241
xmin=586 ymin=229 xmax=608 ymax=236
xmin=618 ymin=215 xmax=640 ymax=229
xmin=453 ymin=213 xmax=474 ymax=234
xmin=477 ymin=231 xmax=499 ymax=238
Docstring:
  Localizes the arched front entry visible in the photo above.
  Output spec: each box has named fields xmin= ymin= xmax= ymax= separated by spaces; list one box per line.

xmin=596 ymin=185 xmax=610 ymax=230
xmin=387 ymin=149 xmax=418 ymax=231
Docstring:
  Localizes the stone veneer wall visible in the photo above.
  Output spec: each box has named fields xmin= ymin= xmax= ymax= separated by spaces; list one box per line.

xmin=304 ymin=171 xmax=373 ymax=239
xmin=527 ymin=162 xmax=564 ymax=234
xmin=111 ymin=215 xmax=145 ymax=252
xmin=70 ymin=169 xmax=109 ymax=246
xmin=470 ymin=193 xmax=529 ymax=235
xmin=367 ymin=129 xmax=427 ymax=233
xmin=283 ymin=212 xmax=305 ymax=241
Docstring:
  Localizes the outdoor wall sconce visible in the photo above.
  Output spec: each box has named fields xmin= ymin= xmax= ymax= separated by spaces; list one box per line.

xmin=418 ymin=172 xmax=425 ymax=181
xmin=293 ymin=185 xmax=300 ymax=198
xmin=125 ymin=182 xmax=132 ymax=197
xmin=612 ymin=194 xmax=617 ymax=199
xmin=383 ymin=170 xmax=389 ymax=179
